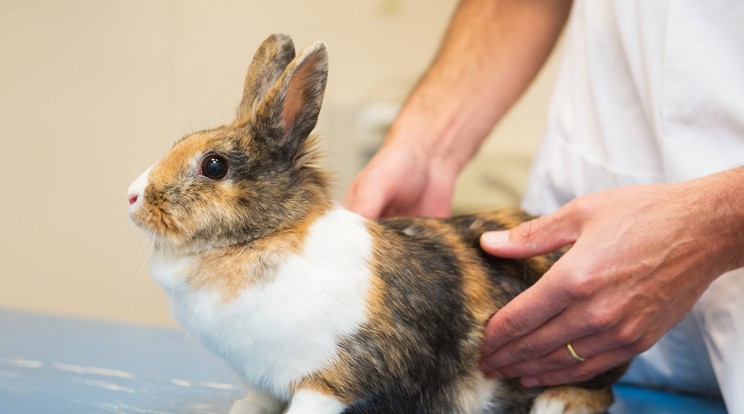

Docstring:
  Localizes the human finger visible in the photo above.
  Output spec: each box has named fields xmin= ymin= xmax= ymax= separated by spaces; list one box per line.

xmin=480 ymin=272 xmax=629 ymax=373
xmin=480 ymin=269 xmax=572 ymax=357
xmin=343 ymin=171 xmax=391 ymax=219
xmin=517 ymin=345 xmax=633 ymax=388
xmin=486 ymin=324 xmax=633 ymax=379
xmin=480 ymin=202 xmax=581 ymax=259
xmin=480 ymin=311 xmax=597 ymax=374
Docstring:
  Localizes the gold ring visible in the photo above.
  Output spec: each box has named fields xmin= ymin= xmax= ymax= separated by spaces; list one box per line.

xmin=566 ymin=342 xmax=585 ymax=362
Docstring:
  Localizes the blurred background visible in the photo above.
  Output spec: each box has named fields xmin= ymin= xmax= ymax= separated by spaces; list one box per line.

xmin=0 ymin=0 xmax=560 ymax=327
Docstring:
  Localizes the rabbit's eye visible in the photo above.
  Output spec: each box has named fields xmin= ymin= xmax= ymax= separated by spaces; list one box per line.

xmin=201 ymin=154 xmax=229 ymax=180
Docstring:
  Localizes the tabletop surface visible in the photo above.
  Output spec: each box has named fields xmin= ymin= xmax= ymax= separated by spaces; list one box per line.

xmin=0 ymin=309 xmax=727 ymax=413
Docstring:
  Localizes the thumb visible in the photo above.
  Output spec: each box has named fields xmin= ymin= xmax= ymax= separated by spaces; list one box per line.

xmin=480 ymin=209 xmax=579 ymax=258
xmin=344 ymin=180 xmax=387 ymax=219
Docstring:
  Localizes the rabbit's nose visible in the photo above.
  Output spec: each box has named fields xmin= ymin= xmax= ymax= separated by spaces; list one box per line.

xmin=128 ymin=166 xmax=153 ymax=207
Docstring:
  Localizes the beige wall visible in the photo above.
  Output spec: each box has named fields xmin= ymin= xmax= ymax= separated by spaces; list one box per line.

xmin=0 ymin=0 xmax=559 ymax=327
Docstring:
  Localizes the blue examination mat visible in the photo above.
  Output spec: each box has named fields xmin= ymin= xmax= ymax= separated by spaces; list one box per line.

xmin=0 ymin=309 xmax=728 ymax=413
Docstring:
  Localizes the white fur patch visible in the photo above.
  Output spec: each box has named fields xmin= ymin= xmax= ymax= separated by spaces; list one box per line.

xmin=127 ymin=166 xmax=152 ymax=210
xmin=475 ymin=378 xmax=504 ymax=413
xmin=285 ymin=390 xmax=346 ymax=414
xmin=455 ymin=375 xmax=504 ymax=413
xmin=530 ymin=387 xmax=606 ymax=414
xmin=530 ymin=396 xmax=567 ymax=414
xmin=229 ymin=388 xmax=285 ymax=414
xmin=149 ymin=246 xmax=193 ymax=292
xmin=151 ymin=208 xmax=373 ymax=400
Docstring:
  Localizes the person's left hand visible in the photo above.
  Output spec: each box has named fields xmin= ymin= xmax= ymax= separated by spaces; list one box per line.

xmin=478 ymin=179 xmax=741 ymax=388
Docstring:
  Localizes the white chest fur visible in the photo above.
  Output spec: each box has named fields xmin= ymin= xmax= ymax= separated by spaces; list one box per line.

xmin=149 ymin=208 xmax=373 ymax=399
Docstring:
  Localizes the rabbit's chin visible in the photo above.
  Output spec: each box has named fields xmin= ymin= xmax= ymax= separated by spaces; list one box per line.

xmin=129 ymin=204 xmax=201 ymax=253
xmin=130 ymin=219 xmax=182 ymax=250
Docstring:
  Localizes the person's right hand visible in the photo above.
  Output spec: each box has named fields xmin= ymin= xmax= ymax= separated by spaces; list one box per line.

xmin=343 ymin=142 xmax=457 ymax=219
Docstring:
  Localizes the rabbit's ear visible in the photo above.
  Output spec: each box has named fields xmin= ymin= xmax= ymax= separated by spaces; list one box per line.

xmin=236 ymin=34 xmax=296 ymax=122
xmin=251 ymin=41 xmax=328 ymax=163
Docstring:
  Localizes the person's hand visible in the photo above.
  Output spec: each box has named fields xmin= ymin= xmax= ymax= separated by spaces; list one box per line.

xmin=478 ymin=179 xmax=741 ymax=388
xmin=344 ymin=142 xmax=457 ymax=218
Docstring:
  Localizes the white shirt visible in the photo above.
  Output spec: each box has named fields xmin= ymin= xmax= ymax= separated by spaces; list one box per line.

xmin=522 ymin=1 xmax=744 ymax=411
xmin=524 ymin=0 xmax=744 ymax=210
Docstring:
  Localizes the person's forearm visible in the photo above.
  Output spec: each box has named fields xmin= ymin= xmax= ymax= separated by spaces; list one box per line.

xmin=693 ymin=165 xmax=744 ymax=272
xmin=387 ymin=0 xmax=573 ymax=175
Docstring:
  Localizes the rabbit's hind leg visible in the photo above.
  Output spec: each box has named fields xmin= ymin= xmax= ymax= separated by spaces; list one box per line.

xmin=529 ymin=386 xmax=613 ymax=414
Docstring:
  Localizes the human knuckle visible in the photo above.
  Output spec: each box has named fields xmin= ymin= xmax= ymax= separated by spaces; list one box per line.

xmin=498 ymin=313 xmax=525 ymax=340
xmin=585 ymin=309 xmax=616 ymax=332
xmin=544 ymin=353 xmax=570 ymax=370
xmin=625 ymin=337 xmax=655 ymax=356
xmin=514 ymin=218 xmax=542 ymax=243
xmin=613 ymin=324 xmax=642 ymax=347
xmin=566 ymin=196 xmax=597 ymax=217
xmin=568 ymin=305 xmax=619 ymax=334
xmin=564 ymin=272 xmax=596 ymax=300
xmin=513 ymin=341 xmax=541 ymax=360
xmin=568 ymin=283 xmax=593 ymax=301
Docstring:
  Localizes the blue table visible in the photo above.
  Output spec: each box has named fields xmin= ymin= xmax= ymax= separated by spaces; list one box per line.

xmin=0 ymin=309 xmax=727 ymax=413
xmin=0 ymin=309 xmax=244 ymax=413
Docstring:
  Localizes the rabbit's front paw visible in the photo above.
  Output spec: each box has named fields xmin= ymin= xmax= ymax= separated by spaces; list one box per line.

xmin=229 ymin=391 xmax=285 ymax=414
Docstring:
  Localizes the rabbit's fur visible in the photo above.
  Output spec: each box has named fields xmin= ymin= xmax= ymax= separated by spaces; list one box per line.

xmin=129 ymin=34 xmax=627 ymax=414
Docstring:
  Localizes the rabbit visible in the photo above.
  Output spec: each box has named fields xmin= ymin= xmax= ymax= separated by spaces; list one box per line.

xmin=128 ymin=33 xmax=628 ymax=414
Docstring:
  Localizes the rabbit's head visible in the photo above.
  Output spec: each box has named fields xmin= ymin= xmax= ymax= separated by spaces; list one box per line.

xmin=128 ymin=34 xmax=331 ymax=252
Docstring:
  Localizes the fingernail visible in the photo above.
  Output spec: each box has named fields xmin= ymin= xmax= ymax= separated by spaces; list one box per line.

xmin=482 ymin=231 xmax=509 ymax=247
xmin=521 ymin=377 xmax=540 ymax=388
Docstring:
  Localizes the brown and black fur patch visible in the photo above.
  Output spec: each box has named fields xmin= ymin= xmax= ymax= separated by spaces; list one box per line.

xmin=295 ymin=209 xmax=626 ymax=413
xmin=186 ymin=205 xmax=326 ymax=301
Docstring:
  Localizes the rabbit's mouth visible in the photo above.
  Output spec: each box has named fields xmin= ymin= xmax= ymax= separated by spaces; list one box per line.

xmin=131 ymin=204 xmax=177 ymax=239
xmin=130 ymin=194 xmax=220 ymax=255
xmin=128 ymin=166 xmax=186 ymax=244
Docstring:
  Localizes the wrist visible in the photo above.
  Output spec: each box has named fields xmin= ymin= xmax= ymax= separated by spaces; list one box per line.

xmin=682 ymin=167 xmax=744 ymax=272
xmin=381 ymin=101 xmax=480 ymax=179
xmin=703 ymin=168 xmax=744 ymax=270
